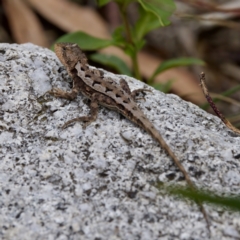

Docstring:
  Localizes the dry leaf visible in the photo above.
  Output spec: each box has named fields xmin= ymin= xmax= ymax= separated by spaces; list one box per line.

xmin=3 ymin=0 xmax=48 ymax=46
xmin=26 ymin=0 xmax=109 ymax=38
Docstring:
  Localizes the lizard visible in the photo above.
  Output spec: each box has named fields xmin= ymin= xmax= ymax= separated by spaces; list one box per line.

xmin=51 ymin=43 xmax=209 ymax=226
xmin=52 ymin=42 xmax=192 ymax=185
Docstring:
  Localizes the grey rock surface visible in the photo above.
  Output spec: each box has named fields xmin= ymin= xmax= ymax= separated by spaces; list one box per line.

xmin=0 ymin=43 xmax=240 ymax=240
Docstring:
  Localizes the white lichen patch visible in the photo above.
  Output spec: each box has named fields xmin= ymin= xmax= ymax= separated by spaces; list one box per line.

xmin=0 ymin=43 xmax=240 ymax=240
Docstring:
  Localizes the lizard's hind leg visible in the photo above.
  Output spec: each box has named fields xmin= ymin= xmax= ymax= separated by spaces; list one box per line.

xmin=119 ymin=78 xmax=151 ymax=100
xmin=120 ymin=78 xmax=132 ymax=95
xmin=131 ymin=88 xmax=151 ymax=100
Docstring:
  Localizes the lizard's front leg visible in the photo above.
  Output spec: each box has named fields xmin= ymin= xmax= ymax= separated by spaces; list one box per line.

xmin=49 ymin=88 xmax=78 ymax=100
xmin=62 ymin=93 xmax=101 ymax=129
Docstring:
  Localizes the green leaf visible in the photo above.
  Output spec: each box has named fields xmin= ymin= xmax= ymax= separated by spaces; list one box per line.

xmin=135 ymin=38 xmax=146 ymax=51
xmin=111 ymin=26 xmax=126 ymax=47
xmin=124 ymin=44 xmax=136 ymax=57
xmin=54 ymin=31 xmax=113 ymax=50
xmin=138 ymin=0 xmax=176 ymax=26
xmin=150 ymin=80 xmax=174 ymax=93
xmin=98 ymin=0 xmax=111 ymax=7
xmin=164 ymin=185 xmax=240 ymax=211
xmin=133 ymin=8 xmax=164 ymax=41
xmin=90 ymin=53 xmax=132 ymax=76
xmin=150 ymin=58 xmax=205 ymax=82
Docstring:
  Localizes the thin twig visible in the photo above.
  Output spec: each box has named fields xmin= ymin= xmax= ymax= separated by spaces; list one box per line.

xmin=199 ymin=72 xmax=240 ymax=134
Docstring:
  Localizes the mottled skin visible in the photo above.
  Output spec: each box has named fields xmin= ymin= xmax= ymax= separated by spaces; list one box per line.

xmin=53 ymin=42 xmax=192 ymax=185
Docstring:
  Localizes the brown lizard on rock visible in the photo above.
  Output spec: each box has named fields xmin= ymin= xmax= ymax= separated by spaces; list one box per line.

xmin=51 ymin=43 xmax=209 ymax=225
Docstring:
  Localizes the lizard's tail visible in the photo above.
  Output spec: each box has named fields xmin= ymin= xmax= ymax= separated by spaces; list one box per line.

xmin=143 ymin=120 xmax=194 ymax=188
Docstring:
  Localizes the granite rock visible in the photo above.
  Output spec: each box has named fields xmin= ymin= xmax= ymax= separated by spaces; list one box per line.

xmin=0 ymin=43 xmax=240 ymax=240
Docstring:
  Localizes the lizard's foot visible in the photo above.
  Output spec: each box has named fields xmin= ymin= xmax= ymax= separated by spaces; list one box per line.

xmin=62 ymin=116 xmax=94 ymax=129
xmin=62 ymin=97 xmax=99 ymax=129
xmin=49 ymin=88 xmax=66 ymax=98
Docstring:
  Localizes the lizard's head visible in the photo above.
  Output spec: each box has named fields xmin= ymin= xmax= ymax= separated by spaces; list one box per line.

xmin=54 ymin=43 xmax=88 ymax=71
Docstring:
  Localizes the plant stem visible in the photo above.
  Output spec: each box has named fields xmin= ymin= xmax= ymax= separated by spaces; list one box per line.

xmin=119 ymin=5 xmax=141 ymax=80
xmin=132 ymin=51 xmax=141 ymax=80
